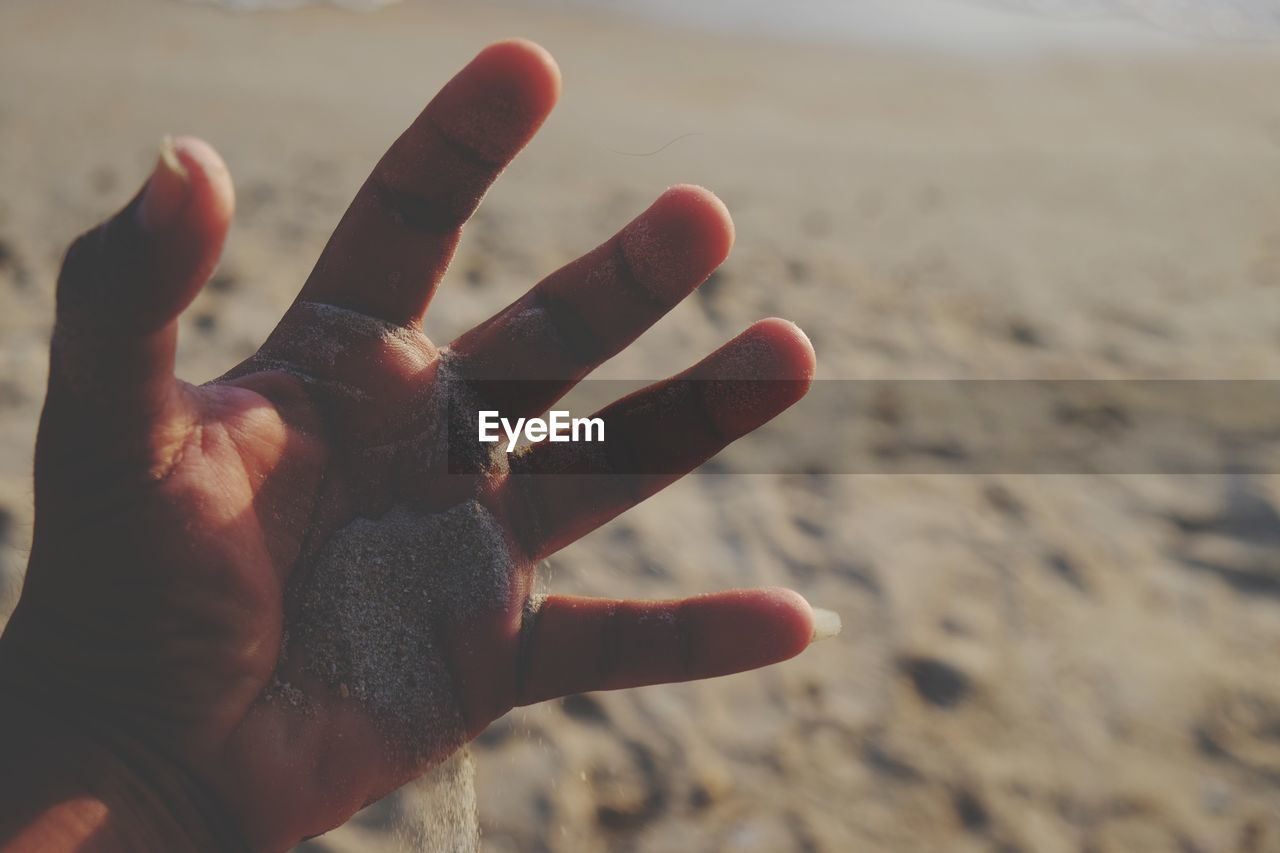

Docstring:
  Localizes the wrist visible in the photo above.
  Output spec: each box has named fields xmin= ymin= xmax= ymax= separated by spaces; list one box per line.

xmin=0 ymin=626 xmax=251 ymax=852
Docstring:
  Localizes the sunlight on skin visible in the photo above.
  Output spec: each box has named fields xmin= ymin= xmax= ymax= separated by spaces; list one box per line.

xmin=0 ymin=39 xmax=832 ymax=852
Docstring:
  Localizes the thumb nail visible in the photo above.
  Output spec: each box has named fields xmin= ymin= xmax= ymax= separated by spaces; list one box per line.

xmin=810 ymin=607 xmax=842 ymax=643
xmin=139 ymin=136 xmax=190 ymax=233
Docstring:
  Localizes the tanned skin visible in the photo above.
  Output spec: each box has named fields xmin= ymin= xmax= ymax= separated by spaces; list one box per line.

xmin=0 ymin=40 xmax=818 ymax=852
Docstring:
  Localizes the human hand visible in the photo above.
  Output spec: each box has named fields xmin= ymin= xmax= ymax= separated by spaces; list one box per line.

xmin=0 ymin=40 xmax=824 ymax=852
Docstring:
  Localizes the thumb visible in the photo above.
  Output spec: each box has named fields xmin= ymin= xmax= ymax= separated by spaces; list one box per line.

xmin=45 ymin=136 xmax=234 ymax=476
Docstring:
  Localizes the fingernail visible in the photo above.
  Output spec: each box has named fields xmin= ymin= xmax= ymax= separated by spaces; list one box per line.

xmin=811 ymin=608 xmax=842 ymax=643
xmin=139 ymin=136 xmax=190 ymax=232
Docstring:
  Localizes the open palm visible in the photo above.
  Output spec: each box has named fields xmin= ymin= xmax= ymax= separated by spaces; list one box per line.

xmin=0 ymin=40 xmax=820 ymax=852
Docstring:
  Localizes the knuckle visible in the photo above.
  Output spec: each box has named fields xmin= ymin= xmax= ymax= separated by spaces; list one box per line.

xmin=55 ymin=224 xmax=110 ymax=319
xmin=369 ymin=171 xmax=480 ymax=235
xmin=55 ymin=203 xmax=148 ymax=330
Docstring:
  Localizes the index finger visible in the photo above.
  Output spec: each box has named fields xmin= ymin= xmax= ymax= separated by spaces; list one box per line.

xmin=297 ymin=39 xmax=561 ymax=325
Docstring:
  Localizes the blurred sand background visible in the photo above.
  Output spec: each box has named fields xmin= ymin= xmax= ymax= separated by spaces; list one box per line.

xmin=3 ymin=0 xmax=1280 ymax=850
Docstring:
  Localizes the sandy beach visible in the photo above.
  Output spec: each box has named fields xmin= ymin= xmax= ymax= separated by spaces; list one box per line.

xmin=3 ymin=0 xmax=1280 ymax=849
